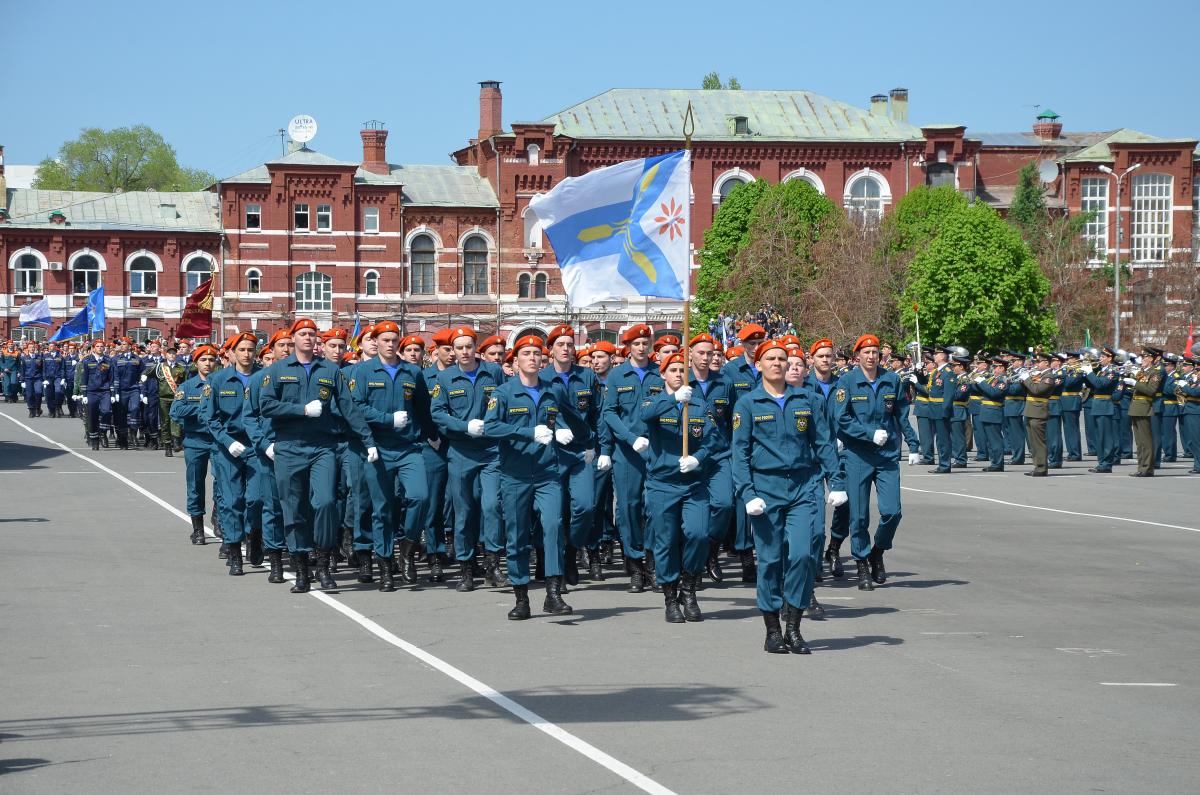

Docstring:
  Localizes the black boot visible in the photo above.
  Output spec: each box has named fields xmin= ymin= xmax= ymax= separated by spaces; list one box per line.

xmin=484 ymin=551 xmax=510 ymax=587
xmin=289 ymin=553 xmax=311 ymax=593
xmin=783 ymin=604 xmax=811 ymax=654
xmin=90 ymin=436 xmax=100 ymax=451
xmin=164 ymin=444 xmax=173 ymax=457
xmin=627 ymin=556 xmax=646 ymax=594
xmin=455 ymin=559 xmax=476 ymax=592
xmin=806 ymin=592 xmax=826 ymax=621
xmin=564 ymin=546 xmax=580 ymax=587
xmin=662 ymin=581 xmax=685 ymax=623
xmin=869 ymin=547 xmax=888 ymax=584
xmin=376 ymin=554 xmax=395 ymax=592
xmin=706 ymin=542 xmax=724 ymax=583
xmin=543 ymin=576 xmax=573 ymax=615
xmin=356 ymin=550 xmax=374 ymax=583
xmin=218 ymin=543 xmax=229 ymax=560
xmin=763 ymin=611 xmax=788 ymax=654
xmin=644 ymin=551 xmax=660 ymax=592
xmin=508 ymin=584 xmax=531 ymax=620
xmin=315 ymin=552 xmax=337 ymax=590
xmin=856 ymin=559 xmax=874 ymax=591
xmin=267 ymin=550 xmax=285 ymax=583
xmin=428 ymin=553 xmax=445 ymax=583
xmin=189 ymin=515 xmax=205 ymax=545
xmin=587 ymin=548 xmax=604 ymax=581
xmin=679 ymin=572 xmax=703 ymax=622
xmin=600 ymin=539 xmax=615 ymax=565
xmin=825 ymin=539 xmax=845 ymax=579
xmin=248 ymin=527 xmax=264 ymax=567
xmin=739 ymin=549 xmax=757 ymax=583
xmin=227 ymin=543 xmax=244 ymax=576
xmin=397 ymin=540 xmax=418 ymax=584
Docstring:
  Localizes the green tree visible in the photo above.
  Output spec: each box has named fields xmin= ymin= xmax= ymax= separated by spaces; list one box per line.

xmin=693 ymin=179 xmax=769 ymax=334
xmin=882 ymin=184 xmax=969 ymax=256
xmin=33 ymin=125 xmax=215 ymax=192
xmin=701 ymin=71 xmax=741 ymax=90
xmin=900 ymin=201 xmax=1056 ymax=350
xmin=1008 ymin=162 xmax=1047 ymax=247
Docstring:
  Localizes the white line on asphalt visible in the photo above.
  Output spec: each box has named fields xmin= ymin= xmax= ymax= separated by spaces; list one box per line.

xmin=901 ymin=486 xmax=1200 ymax=533
xmin=920 ymin=632 xmax=987 ymax=635
xmin=1099 ymin=683 xmax=1177 ymax=687
xmin=0 ymin=410 xmax=677 ymax=795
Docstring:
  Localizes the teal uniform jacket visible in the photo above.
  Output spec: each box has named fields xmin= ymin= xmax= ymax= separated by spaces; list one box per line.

xmin=972 ymin=376 xmax=1007 ymax=424
xmin=690 ymin=369 xmax=733 ymax=460
xmin=201 ymin=366 xmax=261 ymax=449
xmin=483 ymin=376 xmax=561 ymax=477
xmin=258 ymin=355 xmax=373 ymax=448
xmin=602 ymin=361 xmax=665 ymax=450
xmin=1178 ymin=373 xmax=1200 ymax=414
xmin=833 ymin=368 xmax=920 ymax=460
xmin=951 ymin=375 xmax=970 ymax=421
xmin=170 ymin=374 xmax=215 ymax=447
xmin=430 ymin=362 xmax=505 ymax=455
xmin=349 ymin=358 xmax=433 ymax=455
xmin=1003 ymin=377 xmax=1027 ymax=416
xmin=1085 ymin=366 xmax=1119 ymax=416
xmin=1162 ymin=372 xmax=1181 ymax=418
xmin=731 ymin=385 xmax=842 ymax=502
xmin=722 ymin=356 xmax=760 ymax=411
xmin=1060 ymin=371 xmax=1085 ymax=412
xmin=913 ymin=365 xmax=955 ymax=420
xmin=639 ymin=391 xmax=721 ymax=483
xmin=540 ymin=363 xmax=602 ymax=456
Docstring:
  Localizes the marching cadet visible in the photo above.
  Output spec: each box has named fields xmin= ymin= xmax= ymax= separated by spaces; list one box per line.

xmin=259 ymin=319 xmax=377 ymax=593
xmin=348 ymin=321 xmax=432 ymax=591
xmin=806 ymin=338 xmax=847 ymax=604
xmin=718 ymin=323 xmax=768 ymax=581
xmin=602 ymin=323 xmax=665 ymax=592
xmin=686 ymin=333 xmax=733 ymax=584
xmin=588 ymin=340 xmax=618 ymax=569
xmin=970 ymin=357 xmax=1009 ymax=471
xmin=641 ymin=351 xmax=720 ymax=623
xmin=1045 ymin=353 xmax=1068 ymax=469
xmin=170 ymin=345 xmax=220 ymax=545
xmin=733 ymin=340 xmax=843 ymax=654
xmin=42 ymin=343 xmax=65 ymax=418
xmin=1160 ymin=354 xmax=1181 ymax=463
xmin=834 ymin=335 xmax=920 ymax=591
xmin=1083 ymin=347 xmax=1120 ymax=473
xmin=63 ymin=343 xmax=80 ymax=418
xmin=1060 ymin=352 xmax=1086 ymax=461
xmin=1020 ymin=352 xmax=1057 ymax=477
xmin=484 ymin=334 xmax=572 ymax=620
xmin=20 ymin=341 xmax=43 ymax=418
xmin=1176 ymin=356 xmax=1200 ymax=473
xmin=949 ymin=355 xmax=971 ymax=467
xmin=1 ymin=343 xmax=18 ymax=403
xmin=247 ymin=330 xmax=293 ymax=584
xmin=1127 ymin=346 xmax=1164 ymax=477
xmin=201 ymin=332 xmax=264 ymax=575
xmin=112 ymin=338 xmax=144 ymax=449
xmin=1003 ymin=351 xmax=1029 ymax=464
xmin=80 ymin=339 xmax=114 ymax=450
xmin=430 ymin=326 xmax=508 ymax=591
xmin=419 ymin=330 xmax=454 ymax=582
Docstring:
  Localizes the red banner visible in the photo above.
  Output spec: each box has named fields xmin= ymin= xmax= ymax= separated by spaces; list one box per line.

xmin=176 ymin=279 xmax=214 ymax=339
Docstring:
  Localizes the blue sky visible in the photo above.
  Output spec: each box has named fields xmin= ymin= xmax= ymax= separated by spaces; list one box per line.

xmin=4 ymin=0 xmax=1197 ymax=179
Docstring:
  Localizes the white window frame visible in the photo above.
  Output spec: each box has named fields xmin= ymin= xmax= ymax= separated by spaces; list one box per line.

xmin=181 ymin=251 xmax=215 ymax=293
xmin=294 ymin=203 xmax=310 ymax=232
xmin=843 ymin=168 xmax=892 ymax=225
xmin=70 ymin=255 xmax=102 ymax=296
xmin=712 ymin=168 xmax=754 ymax=204
xmin=1130 ymin=173 xmax=1172 ymax=263
xmin=1080 ymin=177 xmax=1109 ymax=262
xmin=522 ymin=203 xmax=545 ymax=249
xmin=9 ymin=247 xmax=47 ymax=296
xmin=245 ymin=203 xmax=262 ymax=231
xmin=127 ymin=255 xmax=159 ymax=297
xmin=533 ymin=272 xmax=548 ymax=299
xmin=245 ymin=268 xmax=262 ymax=294
xmin=316 ymin=203 xmax=332 ymax=233
xmin=363 ymin=269 xmax=380 ymax=297
xmin=363 ymin=206 xmax=379 ymax=234
xmin=407 ymin=230 xmax=438 ymax=296
xmin=461 ymin=234 xmax=490 ymax=296
xmin=518 ymin=272 xmax=531 ymax=299
xmin=295 ymin=272 xmax=333 ymax=312
xmin=781 ymin=168 xmax=826 ymax=194
xmin=129 ymin=327 xmax=162 ymax=344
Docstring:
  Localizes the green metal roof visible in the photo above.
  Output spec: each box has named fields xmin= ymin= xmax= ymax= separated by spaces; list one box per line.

xmin=542 ymin=88 xmax=925 ymax=142
xmin=1062 ymin=128 xmax=1197 ymax=163
xmin=1036 ymin=109 xmax=1060 ymax=120
xmin=2 ymin=188 xmax=220 ymax=231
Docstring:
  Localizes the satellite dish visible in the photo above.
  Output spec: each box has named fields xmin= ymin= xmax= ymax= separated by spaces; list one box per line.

xmin=287 ymin=114 xmax=318 ymax=144
xmin=1037 ymin=159 xmax=1059 ymax=183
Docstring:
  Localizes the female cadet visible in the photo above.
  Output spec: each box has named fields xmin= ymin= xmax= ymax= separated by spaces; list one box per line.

xmin=640 ymin=352 xmax=721 ymax=623
xmin=170 ymin=345 xmax=221 ymax=547
xmin=732 ymin=340 xmax=844 ymax=654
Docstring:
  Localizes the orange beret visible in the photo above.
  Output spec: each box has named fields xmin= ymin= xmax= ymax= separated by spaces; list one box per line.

xmin=809 ymin=337 xmax=835 ymax=356
xmin=658 ymin=352 xmax=686 ymax=373
xmin=321 ymin=328 xmax=349 ymax=342
xmin=267 ymin=329 xmax=292 ymax=348
xmin=688 ymin=333 xmax=716 ymax=347
xmin=540 ymin=346 xmax=551 ymax=356
xmin=119 ymin=336 xmax=133 ymax=344
xmin=503 ymin=349 xmax=515 ymax=365
xmin=513 ymin=334 xmax=544 ymax=353
xmin=220 ymin=334 xmax=238 ymax=351
xmin=621 ymin=324 xmax=652 ymax=343
xmin=449 ymin=325 xmax=476 ymax=343
xmin=546 ymin=324 xmax=574 ymax=342
xmin=92 ymin=339 xmax=106 ymax=348
xmin=853 ymin=334 xmax=881 ymax=352
xmin=726 ymin=345 xmax=744 ymax=360
xmin=755 ymin=340 xmax=789 ymax=363
xmin=289 ymin=318 xmax=318 ymax=335
xmin=193 ymin=344 xmax=219 ymax=360
xmin=779 ymin=334 xmax=802 ymax=349
xmin=592 ymin=341 xmax=618 ymax=355
xmin=478 ymin=335 xmax=505 ymax=351
xmin=399 ymin=334 xmax=425 ymax=349
xmin=653 ymin=334 xmax=681 ymax=351
xmin=619 ymin=345 xmax=630 ymax=357
xmin=228 ymin=332 xmax=258 ymax=350
xmin=258 ymin=345 xmax=270 ymax=358
xmin=737 ymin=324 xmax=767 ymax=342
xmin=372 ymin=321 xmax=400 ymax=336
xmin=575 ymin=346 xmax=592 ymax=360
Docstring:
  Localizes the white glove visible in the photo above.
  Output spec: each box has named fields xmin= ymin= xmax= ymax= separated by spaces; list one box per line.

xmin=303 ymin=399 xmax=323 ymax=417
xmin=679 ymin=455 xmax=699 ymax=474
xmin=393 ymin=410 xmax=409 ymax=429
xmin=81 ymin=395 xmax=89 ymax=405
xmin=467 ymin=418 xmax=485 ymax=437
xmin=72 ymin=394 xmax=80 ymax=401
xmin=1081 ymin=365 xmax=1093 ymax=375
xmin=19 ymin=382 xmax=25 ymax=389
xmin=827 ymin=490 xmax=848 ymax=507
xmin=428 ymin=437 xmax=441 ymax=451
xmin=366 ymin=447 xmax=379 ymax=463
xmin=140 ymin=395 xmax=148 ymax=404
xmin=140 ymin=374 xmax=147 ymax=383
xmin=595 ymin=454 xmax=612 ymax=471
xmin=674 ymin=385 xmax=693 ymax=403
xmin=555 ymin=427 xmax=574 ymax=445
xmin=582 ymin=449 xmax=595 ymax=465
xmin=1122 ymin=377 xmax=1137 ymax=386
xmin=41 ymin=380 xmax=48 ymax=387
xmin=907 ymin=374 xmax=918 ymax=384
xmin=744 ymin=497 xmax=767 ymax=516
xmin=836 ymin=438 xmax=844 ymax=453
xmin=59 ymin=379 xmax=65 ymax=387
xmin=533 ymin=424 xmax=553 ymax=445
xmin=908 ymin=452 xmax=920 ymax=466
xmin=632 ymin=436 xmax=650 ymax=453
xmin=872 ymin=429 xmax=889 ymax=446
xmin=266 ymin=443 xmax=275 ymax=460
xmin=1021 ymin=373 xmax=1033 ymax=383
xmin=228 ymin=441 xmax=246 ymax=458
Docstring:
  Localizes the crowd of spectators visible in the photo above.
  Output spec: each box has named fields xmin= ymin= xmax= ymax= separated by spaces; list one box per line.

xmin=708 ymin=306 xmax=796 ymax=346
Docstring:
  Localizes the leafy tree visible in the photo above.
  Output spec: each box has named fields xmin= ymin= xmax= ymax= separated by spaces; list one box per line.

xmin=701 ymin=71 xmax=741 ymax=90
xmin=693 ymin=179 xmax=769 ymax=333
xmin=1008 ymin=162 xmax=1048 ymax=246
xmin=882 ymin=184 xmax=969 ymax=256
xmin=900 ymin=201 xmax=1056 ymax=350
xmin=1036 ymin=213 xmax=1113 ymax=346
xmin=33 ymin=125 xmax=215 ymax=192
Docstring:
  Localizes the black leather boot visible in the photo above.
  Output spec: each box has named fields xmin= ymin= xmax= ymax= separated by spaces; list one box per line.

xmin=397 ymin=540 xmax=417 ymax=584
xmin=662 ymin=581 xmax=685 ymax=623
xmin=627 ymin=556 xmax=646 ymax=594
xmin=543 ymin=576 xmax=573 ymax=615
xmin=763 ymin=611 xmax=788 ymax=654
xmin=856 ymin=559 xmax=874 ymax=591
xmin=783 ymin=604 xmax=811 ymax=654
xmin=164 ymin=444 xmax=173 ymax=457
xmin=227 ymin=542 xmax=244 ymax=576
xmin=247 ymin=527 xmax=264 ymax=567
xmin=90 ymin=436 xmax=100 ymax=451
xmin=190 ymin=515 xmax=205 ymax=545
xmin=456 ymin=559 xmax=476 ymax=592
xmin=218 ymin=543 xmax=229 ymax=560
xmin=740 ymin=549 xmax=757 ymax=583
xmin=806 ymin=592 xmax=826 ymax=621
xmin=483 ymin=551 xmax=504 ymax=587
xmin=587 ymin=548 xmax=604 ymax=581
xmin=428 ymin=553 xmax=445 ymax=583
xmin=600 ymin=539 xmax=615 ymax=565
xmin=564 ymin=546 xmax=580 ymax=587
xmin=376 ymin=554 xmax=395 ymax=592
xmin=315 ymin=553 xmax=337 ymax=590
xmin=644 ymin=550 xmax=660 ymax=592
xmin=705 ymin=542 xmax=724 ymax=583
xmin=679 ymin=572 xmax=703 ymax=622
xmin=869 ymin=547 xmax=887 ymax=584
xmin=825 ymin=538 xmax=845 ymax=578
xmin=508 ymin=584 xmax=531 ymax=620
xmin=356 ymin=550 xmax=374 ymax=583
xmin=267 ymin=550 xmax=285 ymax=583
xmin=290 ymin=553 xmax=311 ymax=593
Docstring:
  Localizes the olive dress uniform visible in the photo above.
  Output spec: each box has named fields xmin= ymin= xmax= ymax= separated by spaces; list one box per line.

xmin=1129 ymin=365 xmax=1164 ymax=476
xmin=1021 ymin=370 xmax=1056 ymax=476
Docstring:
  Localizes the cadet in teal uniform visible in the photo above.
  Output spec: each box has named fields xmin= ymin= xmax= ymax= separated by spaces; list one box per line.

xmin=247 ymin=330 xmax=292 ymax=583
xmin=259 ymin=318 xmax=377 ymax=594
xmin=484 ymin=334 xmax=572 ymax=620
xmin=1176 ymin=357 xmax=1200 ymax=472
xmin=805 ymin=337 xmax=845 ymax=615
xmin=971 ymin=357 xmax=1009 ymax=471
xmin=833 ymin=334 xmax=921 ymax=591
xmin=1159 ymin=356 xmax=1181 ymax=462
xmin=721 ymin=323 xmax=767 ymax=581
xmin=170 ymin=345 xmax=220 ymax=545
xmin=348 ymin=321 xmax=432 ymax=591
xmin=1083 ymin=347 xmax=1120 ymax=473
xmin=641 ymin=352 xmax=721 ymax=624
xmin=949 ymin=355 xmax=971 ymax=467
xmin=586 ymin=341 xmax=617 ymax=577
xmin=686 ymin=333 xmax=733 ymax=584
xmin=1045 ymin=353 xmax=1067 ymax=468
xmin=910 ymin=346 xmax=955 ymax=473
xmin=732 ymin=340 xmax=843 ymax=654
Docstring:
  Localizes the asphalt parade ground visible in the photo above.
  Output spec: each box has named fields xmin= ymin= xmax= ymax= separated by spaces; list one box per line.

xmin=2 ymin=407 xmax=1198 ymax=794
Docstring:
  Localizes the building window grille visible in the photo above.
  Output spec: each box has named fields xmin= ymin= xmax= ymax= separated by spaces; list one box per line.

xmin=1130 ymin=173 xmax=1172 ymax=263
xmin=128 ymin=256 xmax=157 ymax=296
xmin=462 ymin=235 xmax=489 ymax=295
xmin=410 ymin=234 xmax=436 ymax=295
xmin=295 ymin=272 xmax=332 ymax=312
xmin=1080 ymin=178 xmax=1109 ymax=261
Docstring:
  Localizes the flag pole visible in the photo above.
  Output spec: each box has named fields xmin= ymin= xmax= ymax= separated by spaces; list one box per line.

xmin=682 ymin=102 xmax=695 ymax=457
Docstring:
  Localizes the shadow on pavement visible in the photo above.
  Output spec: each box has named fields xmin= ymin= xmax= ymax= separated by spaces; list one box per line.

xmin=0 ymin=439 xmax=68 ymax=471
xmin=807 ymin=635 xmax=905 ymax=651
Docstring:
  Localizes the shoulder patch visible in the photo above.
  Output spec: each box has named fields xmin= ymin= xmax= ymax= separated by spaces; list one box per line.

xmin=732 ymin=412 xmax=742 ymax=430
xmin=487 ymin=396 xmax=497 ymax=412
xmin=431 ymin=383 xmax=441 ymax=399
xmin=836 ymin=388 xmax=846 ymax=403
xmin=202 ymin=385 xmax=211 ymax=397
xmin=261 ymin=374 xmax=270 ymax=387
xmin=348 ymin=378 xmax=356 ymax=392
xmin=174 ymin=389 xmax=183 ymax=400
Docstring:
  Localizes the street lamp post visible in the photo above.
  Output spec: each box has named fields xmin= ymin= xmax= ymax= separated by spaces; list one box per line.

xmin=1098 ymin=162 xmax=1142 ymax=347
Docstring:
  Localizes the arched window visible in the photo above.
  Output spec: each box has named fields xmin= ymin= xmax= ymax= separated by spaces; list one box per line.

xmin=782 ymin=168 xmax=826 ymax=194
xmin=184 ymin=254 xmax=213 ymax=293
xmin=128 ymin=256 xmax=157 ymax=296
xmin=713 ymin=169 xmax=753 ymax=205
xmin=410 ymin=233 xmax=436 ymax=295
xmin=462 ymin=235 xmax=489 ymax=295
xmin=15 ymin=253 xmax=44 ymax=295
xmin=845 ymin=172 xmax=888 ymax=225
xmin=245 ymin=268 xmax=262 ymax=294
xmin=518 ymin=273 xmax=531 ymax=299
xmin=364 ymin=269 xmax=380 ymax=297
xmin=295 ymin=272 xmax=332 ymax=312
xmin=523 ymin=205 xmax=544 ymax=249
xmin=72 ymin=255 xmax=102 ymax=296
xmin=534 ymin=272 xmax=548 ymax=299
xmin=527 ymin=143 xmax=540 ymax=166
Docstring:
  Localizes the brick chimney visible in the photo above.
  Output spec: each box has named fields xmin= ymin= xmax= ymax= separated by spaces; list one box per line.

xmin=889 ymin=88 xmax=908 ymax=123
xmin=360 ymin=122 xmax=389 ymax=175
xmin=870 ymin=94 xmax=888 ymax=117
xmin=1033 ymin=109 xmax=1063 ymax=140
xmin=479 ymin=80 xmax=503 ymax=140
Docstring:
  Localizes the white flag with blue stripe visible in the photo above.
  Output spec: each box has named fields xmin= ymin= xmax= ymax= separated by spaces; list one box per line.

xmin=19 ymin=298 xmax=51 ymax=326
xmin=530 ymin=150 xmax=690 ymax=308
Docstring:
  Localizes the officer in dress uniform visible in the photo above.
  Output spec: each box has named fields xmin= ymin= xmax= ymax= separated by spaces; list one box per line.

xmin=1083 ymin=347 xmax=1121 ymax=473
xmin=910 ymin=346 xmax=955 ymax=473
xmin=949 ymin=355 xmax=971 ymax=468
xmin=1060 ymin=351 xmax=1086 ymax=461
xmin=1003 ymin=351 xmax=1028 ymax=464
xmin=20 ymin=341 xmax=43 ymax=418
xmin=1045 ymin=353 xmax=1068 ymax=469
xmin=1159 ymin=355 xmax=1181 ymax=463
xmin=42 ymin=344 xmax=65 ymax=418
xmin=80 ymin=340 xmax=114 ymax=449
xmin=1127 ymin=346 xmax=1164 ymax=477
xmin=170 ymin=345 xmax=220 ymax=544
xmin=1020 ymin=352 xmax=1057 ymax=477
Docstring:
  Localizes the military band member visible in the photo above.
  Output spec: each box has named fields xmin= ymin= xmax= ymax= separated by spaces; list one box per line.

xmin=1083 ymin=347 xmax=1120 ymax=473
xmin=949 ymin=355 xmax=971 ymax=468
xmin=1160 ymin=355 xmax=1181 ymax=463
xmin=1003 ymin=351 xmax=1029 ymax=464
xmin=970 ymin=357 xmax=1009 ymax=472
xmin=1176 ymin=356 xmax=1200 ymax=473
xmin=1128 ymin=346 xmax=1164 ymax=477
xmin=1060 ymin=352 xmax=1086 ymax=461
xmin=1021 ymin=353 xmax=1057 ymax=477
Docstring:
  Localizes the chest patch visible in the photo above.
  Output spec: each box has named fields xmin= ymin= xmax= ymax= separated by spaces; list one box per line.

xmin=753 ymin=414 xmax=775 ymax=423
